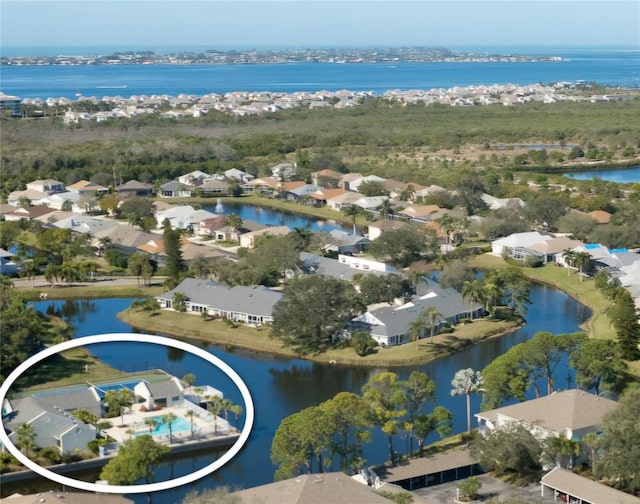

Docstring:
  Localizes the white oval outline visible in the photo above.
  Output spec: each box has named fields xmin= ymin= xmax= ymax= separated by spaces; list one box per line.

xmin=0 ymin=333 xmax=254 ymax=494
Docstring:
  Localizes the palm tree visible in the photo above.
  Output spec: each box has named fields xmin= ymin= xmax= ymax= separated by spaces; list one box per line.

xmin=226 ymin=214 xmax=243 ymax=242
xmin=582 ymin=432 xmax=600 ymax=477
xmin=341 ymin=205 xmax=360 ymax=235
xmin=44 ymin=264 xmax=61 ymax=287
xmin=182 ymin=373 xmax=196 ymax=388
xmin=482 ymin=280 xmax=501 ymax=318
xmin=230 ymin=404 xmax=244 ymax=430
xmin=206 ymin=395 xmax=223 ymax=435
xmin=572 ymin=251 xmax=592 ymax=282
xmin=144 ymin=417 xmax=159 ymax=434
xmin=377 ymin=198 xmax=393 ymax=220
xmin=221 ymin=398 xmax=233 ymax=422
xmin=450 ymin=368 xmax=484 ymax=434
xmin=162 ymin=412 xmax=177 ymax=444
xmin=185 ymin=410 xmax=199 ymax=437
xmin=15 ymin=422 xmax=36 ymax=457
xmin=424 ymin=306 xmax=444 ymax=340
xmin=562 ymin=248 xmax=576 ymax=277
xmin=461 ymin=279 xmax=485 ymax=319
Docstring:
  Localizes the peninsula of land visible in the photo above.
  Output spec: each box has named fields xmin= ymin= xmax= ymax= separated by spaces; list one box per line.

xmin=0 ymin=46 xmax=564 ymax=66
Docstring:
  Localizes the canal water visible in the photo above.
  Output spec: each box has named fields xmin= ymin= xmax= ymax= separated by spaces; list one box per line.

xmin=6 ymin=281 xmax=590 ymax=503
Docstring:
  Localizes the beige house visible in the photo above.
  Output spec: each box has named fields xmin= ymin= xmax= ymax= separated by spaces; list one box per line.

xmin=239 ymin=225 xmax=291 ymax=249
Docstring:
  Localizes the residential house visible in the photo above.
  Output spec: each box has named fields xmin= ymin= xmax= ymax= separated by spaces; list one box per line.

xmin=323 ymin=230 xmax=371 ymax=255
xmin=199 ymin=179 xmax=230 ymax=196
xmin=155 ymin=205 xmax=217 ymax=230
xmin=413 ymin=184 xmax=450 ymax=200
xmin=247 ymin=177 xmax=281 ymax=195
xmin=4 ymin=396 xmax=97 ymax=455
xmin=490 ymin=231 xmax=553 ymax=258
xmin=481 ymin=193 xmax=526 ymax=210
xmin=2 ymin=491 xmax=134 ymax=504
xmin=193 ymin=215 xmax=230 ymax=238
xmin=384 ymin=181 xmax=426 ymax=201
xmin=353 ymin=195 xmax=389 ymax=211
xmin=7 ymin=189 xmax=50 ymax=207
xmin=309 ymin=187 xmax=348 ymax=207
xmin=337 ymin=172 xmax=363 ymax=191
xmin=311 ymin=168 xmax=344 ymax=187
xmin=116 ymin=180 xmax=153 ymax=197
xmin=92 ymin=223 xmax=157 ymax=255
xmin=298 ymin=252 xmax=397 ymax=281
xmin=178 ymin=170 xmax=214 ymax=186
xmin=367 ymin=219 xmax=408 ymax=240
xmin=475 ymin=389 xmax=617 ymax=465
xmin=52 ymin=215 xmax=119 ymax=236
xmin=0 ymin=248 xmax=19 ymax=276
xmin=181 ymin=242 xmax=228 ymax=265
xmin=528 ymin=236 xmax=585 ymax=264
xmin=271 ymin=162 xmax=297 ymax=181
xmin=156 ymin=278 xmax=282 ymax=326
xmin=349 ymin=175 xmax=387 ymax=193
xmin=3 ymin=205 xmax=57 ymax=222
xmin=239 ymin=226 xmax=292 ymax=249
xmin=325 ymin=190 xmax=364 ymax=211
xmin=279 ymin=183 xmax=323 ymax=201
xmin=41 ymin=191 xmax=82 ymax=212
xmin=352 ymin=280 xmax=483 ymax=347
xmin=26 ymin=179 xmax=66 ymax=195
xmin=66 ymin=180 xmax=109 ymax=196
xmin=593 ymin=251 xmax=640 ymax=298
xmin=397 ymin=205 xmax=452 ymax=222
xmin=224 ymin=168 xmax=255 ymax=184
xmin=158 ymin=181 xmax=192 ymax=198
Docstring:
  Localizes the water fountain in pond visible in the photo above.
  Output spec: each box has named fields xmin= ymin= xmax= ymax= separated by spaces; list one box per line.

xmin=215 ymin=198 xmax=224 ymax=213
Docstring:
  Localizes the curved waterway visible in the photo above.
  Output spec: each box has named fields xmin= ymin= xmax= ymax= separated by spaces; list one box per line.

xmin=6 ymin=281 xmax=590 ymax=502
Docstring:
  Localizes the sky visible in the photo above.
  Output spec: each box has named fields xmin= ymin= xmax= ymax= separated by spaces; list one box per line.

xmin=1 ymin=1 xmax=639 ymax=49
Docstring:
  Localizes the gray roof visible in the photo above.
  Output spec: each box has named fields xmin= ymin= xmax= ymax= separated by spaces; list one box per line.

xmin=160 ymin=181 xmax=190 ymax=191
xmin=476 ymin=389 xmax=618 ymax=434
xmin=299 ymin=252 xmax=386 ymax=281
xmin=3 ymin=491 xmax=134 ymax=504
xmin=363 ymin=280 xmax=480 ymax=338
xmin=146 ymin=378 xmax=183 ymax=398
xmin=377 ymin=449 xmax=476 ymax=483
xmin=328 ymin=230 xmax=371 ymax=246
xmin=116 ymin=180 xmax=152 ymax=191
xmin=595 ymin=252 xmax=640 ymax=269
xmin=157 ymin=278 xmax=282 ymax=317
xmin=93 ymin=224 xmax=156 ymax=248
xmin=541 ymin=466 xmax=640 ymax=504
xmin=34 ymin=388 xmax=101 ymax=412
xmin=235 ymin=471 xmax=392 ymax=504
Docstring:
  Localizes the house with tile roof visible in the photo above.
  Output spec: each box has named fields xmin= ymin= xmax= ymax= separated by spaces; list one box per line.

xmin=239 ymin=226 xmax=292 ymax=249
xmin=26 ymin=179 xmax=66 ymax=195
xmin=475 ymin=389 xmax=617 ymax=443
xmin=7 ymin=189 xmax=50 ymax=207
xmin=115 ymin=180 xmax=153 ymax=197
xmin=66 ymin=180 xmax=109 ymax=196
xmin=367 ymin=219 xmax=408 ymax=240
xmin=156 ymin=278 xmax=282 ymax=326
xmin=311 ymin=168 xmax=344 ymax=187
xmin=3 ymin=205 xmax=58 ymax=222
xmin=325 ymin=190 xmax=364 ymax=211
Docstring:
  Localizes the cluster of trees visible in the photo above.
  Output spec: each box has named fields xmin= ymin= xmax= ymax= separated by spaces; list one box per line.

xmin=369 ymin=224 xmax=440 ymax=267
xmin=271 ymin=371 xmax=454 ymax=479
xmin=461 ymin=267 xmax=531 ymax=319
xmin=481 ymin=331 xmax=629 ymax=410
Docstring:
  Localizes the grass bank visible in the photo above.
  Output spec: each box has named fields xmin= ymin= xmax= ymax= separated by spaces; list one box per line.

xmin=16 ymin=283 xmax=165 ymax=301
xmin=469 ymin=254 xmax=614 ymax=340
xmin=118 ymin=307 xmax=522 ymax=367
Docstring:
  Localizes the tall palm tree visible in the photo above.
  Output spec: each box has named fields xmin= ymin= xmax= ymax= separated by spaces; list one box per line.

xmin=450 ymin=368 xmax=484 ymax=434
xmin=221 ymin=398 xmax=233 ymax=422
xmin=144 ymin=417 xmax=159 ymax=434
xmin=230 ymin=404 xmax=244 ymax=430
xmin=206 ymin=395 xmax=223 ymax=435
xmin=15 ymin=422 xmax=36 ymax=457
xmin=424 ymin=306 xmax=444 ymax=340
xmin=482 ymin=280 xmax=501 ymax=318
xmin=562 ymin=248 xmax=576 ymax=277
xmin=341 ymin=205 xmax=360 ymax=235
xmin=226 ymin=214 xmax=243 ymax=242
xmin=185 ymin=410 xmax=199 ymax=437
xmin=572 ymin=251 xmax=592 ymax=282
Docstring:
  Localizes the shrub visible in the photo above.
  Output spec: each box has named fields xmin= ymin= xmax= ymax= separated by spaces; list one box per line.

xmin=458 ymin=476 xmax=482 ymax=501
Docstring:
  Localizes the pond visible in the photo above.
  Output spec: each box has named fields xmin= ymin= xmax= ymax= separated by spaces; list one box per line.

xmin=5 ymin=281 xmax=590 ymax=503
xmin=563 ymin=165 xmax=640 ymax=183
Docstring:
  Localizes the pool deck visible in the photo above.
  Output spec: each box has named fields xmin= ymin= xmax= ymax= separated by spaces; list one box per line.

xmin=103 ymin=400 xmax=235 ymax=444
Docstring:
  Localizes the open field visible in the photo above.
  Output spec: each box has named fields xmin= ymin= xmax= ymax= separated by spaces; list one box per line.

xmin=118 ymin=306 xmax=522 ymax=367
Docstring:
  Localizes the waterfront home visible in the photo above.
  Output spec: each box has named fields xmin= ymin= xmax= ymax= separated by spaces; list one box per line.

xmin=26 ymin=179 xmax=66 ymax=195
xmin=298 ymin=252 xmax=396 ymax=281
xmin=490 ymin=231 xmax=553 ymax=258
xmin=224 ymin=168 xmax=255 ymax=184
xmin=199 ymin=179 xmax=230 ymax=195
xmin=366 ymin=219 xmax=407 ymax=240
xmin=593 ymin=251 xmax=640 ymax=298
xmin=155 ymin=205 xmax=217 ymax=230
xmin=475 ymin=389 xmax=617 ymax=465
xmin=278 ymin=183 xmax=323 ymax=201
xmin=247 ymin=176 xmax=280 ymax=195
xmin=2 ymin=491 xmax=134 ymax=504
xmin=3 ymin=205 xmax=58 ymax=223
xmin=178 ymin=170 xmax=214 ymax=186
xmin=115 ymin=179 xmax=153 ymax=197
xmin=309 ymin=187 xmax=349 ymax=206
xmin=134 ymin=375 xmax=184 ymax=410
xmin=158 ymin=181 xmax=192 ymax=198
xmin=239 ymin=226 xmax=292 ymax=249
xmin=325 ymin=190 xmax=364 ymax=210
xmin=352 ymin=280 xmax=482 ymax=347
xmin=353 ymin=195 xmax=389 ymax=211
xmin=156 ymin=278 xmax=282 ymax=326
xmin=528 ymin=236 xmax=585 ymax=264
xmin=4 ymin=396 xmax=97 ymax=455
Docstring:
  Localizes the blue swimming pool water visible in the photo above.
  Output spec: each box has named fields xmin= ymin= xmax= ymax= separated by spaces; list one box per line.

xmin=147 ymin=415 xmax=192 ymax=436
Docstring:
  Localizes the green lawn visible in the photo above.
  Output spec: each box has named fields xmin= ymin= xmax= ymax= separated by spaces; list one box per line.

xmin=17 ymin=284 xmax=165 ymax=301
xmin=119 ymin=306 xmax=521 ymax=367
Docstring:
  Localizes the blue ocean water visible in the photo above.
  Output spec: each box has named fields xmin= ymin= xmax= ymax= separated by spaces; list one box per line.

xmin=1 ymin=46 xmax=638 ymax=99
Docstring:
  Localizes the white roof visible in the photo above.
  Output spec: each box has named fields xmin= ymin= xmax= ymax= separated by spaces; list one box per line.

xmin=492 ymin=231 xmax=550 ymax=249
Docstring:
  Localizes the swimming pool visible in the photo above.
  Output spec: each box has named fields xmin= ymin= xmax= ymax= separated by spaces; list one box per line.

xmin=138 ymin=414 xmax=192 ymax=437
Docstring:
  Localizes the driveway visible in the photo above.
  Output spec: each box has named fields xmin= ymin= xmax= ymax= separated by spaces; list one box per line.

xmin=411 ymin=474 xmax=555 ymax=504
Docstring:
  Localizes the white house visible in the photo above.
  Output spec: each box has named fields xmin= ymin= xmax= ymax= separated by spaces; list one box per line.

xmin=491 ymin=231 xmax=552 ymax=257
xmin=134 ymin=376 xmax=184 ymax=410
xmin=155 ymin=205 xmax=217 ymax=230
xmin=26 ymin=179 xmax=66 ymax=195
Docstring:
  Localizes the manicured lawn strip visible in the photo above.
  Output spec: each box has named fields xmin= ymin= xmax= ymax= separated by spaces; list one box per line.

xmin=14 ymin=347 xmax=128 ymax=396
xmin=118 ymin=308 xmax=521 ymax=367
xmin=470 ymin=254 xmax=615 ymax=340
xmin=161 ymin=195 xmax=370 ymax=227
xmin=16 ymin=284 xmax=165 ymax=301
